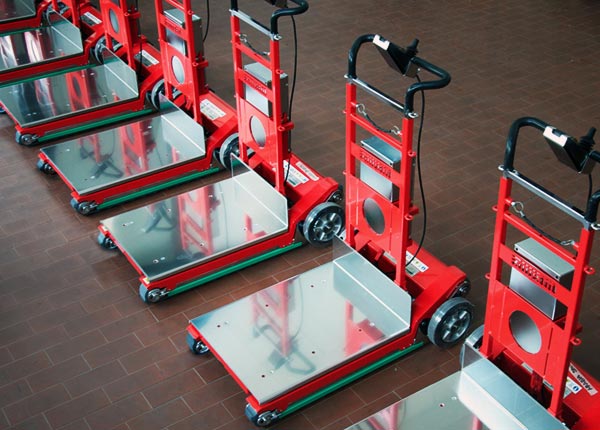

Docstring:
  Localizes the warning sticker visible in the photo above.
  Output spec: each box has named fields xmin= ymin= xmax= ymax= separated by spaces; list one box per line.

xmin=565 ymin=377 xmax=582 ymax=397
xmin=294 ymin=161 xmax=319 ymax=181
xmin=283 ymin=160 xmax=309 ymax=187
xmin=405 ymin=250 xmax=429 ymax=276
xmin=82 ymin=12 xmax=102 ymax=25
xmin=569 ymin=363 xmax=598 ymax=395
xmin=200 ymin=100 xmax=226 ymax=121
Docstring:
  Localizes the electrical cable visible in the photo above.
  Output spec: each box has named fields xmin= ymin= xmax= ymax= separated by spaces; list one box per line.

xmin=405 ymin=76 xmax=427 ymax=269
xmin=284 ymin=15 xmax=298 ymax=184
xmin=203 ymin=0 xmax=210 ymax=42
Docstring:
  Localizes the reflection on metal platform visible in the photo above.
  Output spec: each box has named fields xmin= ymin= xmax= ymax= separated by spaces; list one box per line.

xmin=0 ymin=0 xmax=36 ymax=23
xmin=345 ymin=346 xmax=567 ymax=430
xmin=0 ymin=13 xmax=83 ymax=71
xmin=0 ymin=49 xmax=138 ymax=127
xmin=100 ymin=159 xmax=289 ymax=281
xmin=189 ymin=238 xmax=412 ymax=404
xmin=41 ymin=97 xmax=206 ymax=195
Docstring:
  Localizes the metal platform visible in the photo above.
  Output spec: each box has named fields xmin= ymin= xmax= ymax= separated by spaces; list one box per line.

xmin=100 ymin=159 xmax=289 ymax=282
xmin=0 ymin=0 xmax=37 ymax=23
xmin=0 ymin=49 xmax=138 ymax=127
xmin=189 ymin=238 xmax=412 ymax=404
xmin=0 ymin=12 xmax=83 ymax=71
xmin=41 ymin=97 xmax=206 ymax=196
xmin=346 ymin=345 xmax=568 ymax=430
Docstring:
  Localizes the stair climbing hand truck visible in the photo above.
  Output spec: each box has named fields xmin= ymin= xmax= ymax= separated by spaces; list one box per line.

xmin=96 ymin=0 xmax=343 ymax=303
xmin=35 ymin=0 xmax=237 ymax=215
xmin=346 ymin=118 xmax=600 ymax=430
xmin=0 ymin=0 xmax=162 ymax=146
xmin=186 ymin=33 xmax=473 ymax=427
xmin=0 ymin=0 xmax=103 ymax=85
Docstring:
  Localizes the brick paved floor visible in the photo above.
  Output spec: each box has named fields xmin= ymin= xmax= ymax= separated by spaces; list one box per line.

xmin=1 ymin=0 xmax=599 ymax=429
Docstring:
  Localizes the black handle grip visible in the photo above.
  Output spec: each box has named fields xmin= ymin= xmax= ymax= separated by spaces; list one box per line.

xmin=502 ymin=116 xmax=549 ymax=171
xmin=347 ymin=34 xmax=451 ymax=113
xmin=230 ymin=0 xmax=308 ymax=34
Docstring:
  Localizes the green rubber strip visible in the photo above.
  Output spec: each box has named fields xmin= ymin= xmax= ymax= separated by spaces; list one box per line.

xmin=96 ymin=167 xmax=221 ymax=210
xmin=167 ymin=241 xmax=304 ymax=297
xmin=278 ymin=341 xmax=425 ymax=419
xmin=37 ymin=108 xmax=154 ymax=143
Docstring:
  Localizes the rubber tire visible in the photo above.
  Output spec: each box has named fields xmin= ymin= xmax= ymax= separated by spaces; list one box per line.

xmin=218 ymin=133 xmax=240 ymax=170
xmin=16 ymin=131 xmax=37 ymax=146
xmin=186 ymin=332 xmax=209 ymax=355
xmin=97 ymin=232 xmax=116 ymax=250
xmin=427 ymin=297 xmax=474 ymax=349
xmin=459 ymin=324 xmax=485 ymax=364
xmin=302 ymin=202 xmax=345 ymax=247
xmin=36 ymin=158 xmax=56 ymax=175
xmin=139 ymin=284 xmax=165 ymax=304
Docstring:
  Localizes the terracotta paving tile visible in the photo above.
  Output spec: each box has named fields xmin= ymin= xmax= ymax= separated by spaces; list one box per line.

xmin=0 ymin=351 xmax=51 ymax=386
xmin=86 ymin=393 xmax=151 ymax=430
xmin=5 ymin=384 xmax=70 ymax=425
xmin=127 ymin=398 xmax=193 ymax=430
xmin=9 ymin=414 xmax=51 ymax=430
xmin=119 ymin=338 xmax=179 ymax=374
xmin=103 ymin=364 xmax=168 ymax=402
xmin=99 ymin=309 xmax=156 ymax=342
xmin=82 ymin=333 xmax=143 ymax=369
xmin=182 ymin=376 xmax=242 ymax=413
xmin=9 ymin=326 xmax=70 ymax=359
xmin=142 ymin=368 xmax=204 ymax=408
xmin=166 ymin=404 xmax=233 ymax=430
xmin=46 ymin=329 xmax=107 ymax=364
xmin=64 ymin=361 xmax=127 ymax=398
xmin=63 ymin=305 xmax=122 ymax=338
xmin=27 ymin=355 xmax=90 ymax=392
xmin=45 ymin=389 xmax=111 ymax=429
xmin=0 ymin=379 xmax=32 ymax=409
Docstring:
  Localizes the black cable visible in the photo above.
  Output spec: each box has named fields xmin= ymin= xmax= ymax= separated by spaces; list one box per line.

xmin=203 ymin=0 xmax=210 ymax=43
xmin=587 ymin=173 xmax=593 ymax=203
xmin=405 ymin=76 xmax=427 ymax=269
xmin=284 ymin=15 xmax=298 ymax=184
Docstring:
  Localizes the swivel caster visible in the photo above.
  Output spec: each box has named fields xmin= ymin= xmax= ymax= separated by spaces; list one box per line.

xmin=70 ymin=198 xmax=97 ymax=215
xmin=186 ymin=332 xmax=210 ymax=355
xmin=245 ymin=404 xmax=280 ymax=427
xmin=97 ymin=232 xmax=116 ymax=250
xmin=36 ymin=159 xmax=56 ymax=175
xmin=139 ymin=284 xmax=168 ymax=303
xmin=218 ymin=133 xmax=240 ymax=170
xmin=16 ymin=131 xmax=38 ymax=146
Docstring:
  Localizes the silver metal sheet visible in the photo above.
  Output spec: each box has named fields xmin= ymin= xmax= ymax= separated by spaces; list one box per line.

xmin=190 ymin=238 xmax=411 ymax=404
xmin=41 ymin=96 xmax=206 ymax=195
xmin=346 ymin=346 xmax=567 ymax=430
xmin=0 ymin=0 xmax=36 ymax=23
xmin=0 ymin=13 xmax=83 ymax=71
xmin=100 ymin=159 xmax=288 ymax=281
xmin=0 ymin=49 xmax=138 ymax=127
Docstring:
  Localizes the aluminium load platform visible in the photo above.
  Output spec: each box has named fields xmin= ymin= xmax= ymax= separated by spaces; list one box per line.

xmin=188 ymin=238 xmax=412 ymax=405
xmin=0 ymin=0 xmax=37 ymax=24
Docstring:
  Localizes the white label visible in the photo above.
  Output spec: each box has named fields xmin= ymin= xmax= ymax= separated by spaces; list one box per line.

xmin=294 ymin=161 xmax=319 ymax=181
xmin=200 ymin=100 xmax=226 ymax=121
xmin=405 ymin=250 xmax=429 ymax=274
xmin=140 ymin=50 xmax=159 ymax=66
xmin=83 ymin=12 xmax=102 ymax=25
xmin=569 ymin=363 xmax=598 ymax=395
xmin=565 ymin=377 xmax=582 ymax=396
xmin=283 ymin=160 xmax=308 ymax=187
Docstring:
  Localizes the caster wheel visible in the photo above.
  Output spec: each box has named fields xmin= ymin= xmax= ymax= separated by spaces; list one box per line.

xmin=427 ymin=297 xmax=474 ymax=349
xmin=302 ymin=202 xmax=344 ymax=247
xmin=16 ymin=131 xmax=37 ymax=146
xmin=148 ymin=80 xmax=166 ymax=110
xmin=186 ymin=332 xmax=210 ymax=355
xmin=36 ymin=158 xmax=56 ymax=175
xmin=0 ymin=105 xmax=5 ymax=114
xmin=245 ymin=404 xmax=279 ymax=427
xmin=97 ymin=232 xmax=116 ymax=250
xmin=70 ymin=198 xmax=97 ymax=215
xmin=139 ymin=284 xmax=167 ymax=303
xmin=453 ymin=279 xmax=471 ymax=298
xmin=218 ymin=133 xmax=240 ymax=170
xmin=327 ymin=187 xmax=344 ymax=204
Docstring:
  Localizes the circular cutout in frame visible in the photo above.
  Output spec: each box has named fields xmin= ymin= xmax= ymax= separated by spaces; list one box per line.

xmin=363 ymin=198 xmax=386 ymax=234
xmin=509 ymin=310 xmax=542 ymax=354
xmin=250 ymin=116 xmax=267 ymax=148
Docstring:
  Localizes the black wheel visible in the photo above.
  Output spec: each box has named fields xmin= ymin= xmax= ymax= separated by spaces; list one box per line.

xmin=453 ymin=279 xmax=471 ymax=298
xmin=148 ymin=79 xmax=166 ymax=110
xmin=186 ymin=332 xmax=210 ymax=355
xmin=327 ymin=187 xmax=344 ymax=204
xmin=302 ymin=202 xmax=344 ymax=247
xmin=97 ymin=232 xmax=116 ymax=250
xmin=0 ymin=104 xmax=5 ymax=114
xmin=245 ymin=404 xmax=279 ymax=427
xmin=36 ymin=158 xmax=56 ymax=175
xmin=218 ymin=133 xmax=240 ymax=169
xmin=70 ymin=198 xmax=97 ymax=215
xmin=427 ymin=297 xmax=474 ymax=348
xmin=16 ymin=131 xmax=37 ymax=146
xmin=139 ymin=284 xmax=167 ymax=303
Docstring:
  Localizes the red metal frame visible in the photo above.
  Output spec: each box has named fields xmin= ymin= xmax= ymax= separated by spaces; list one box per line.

xmin=3 ymin=0 xmax=162 ymax=144
xmin=100 ymin=1 xmax=338 ymax=296
xmin=0 ymin=1 xmax=102 ymax=84
xmin=186 ymin=32 xmax=467 ymax=418
xmin=480 ymin=119 xmax=600 ymax=429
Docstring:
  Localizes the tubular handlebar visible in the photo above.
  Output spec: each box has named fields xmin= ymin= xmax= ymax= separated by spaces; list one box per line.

xmin=347 ymin=34 xmax=451 ymax=113
xmin=230 ymin=0 xmax=308 ymax=35
xmin=502 ymin=116 xmax=600 ymax=223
